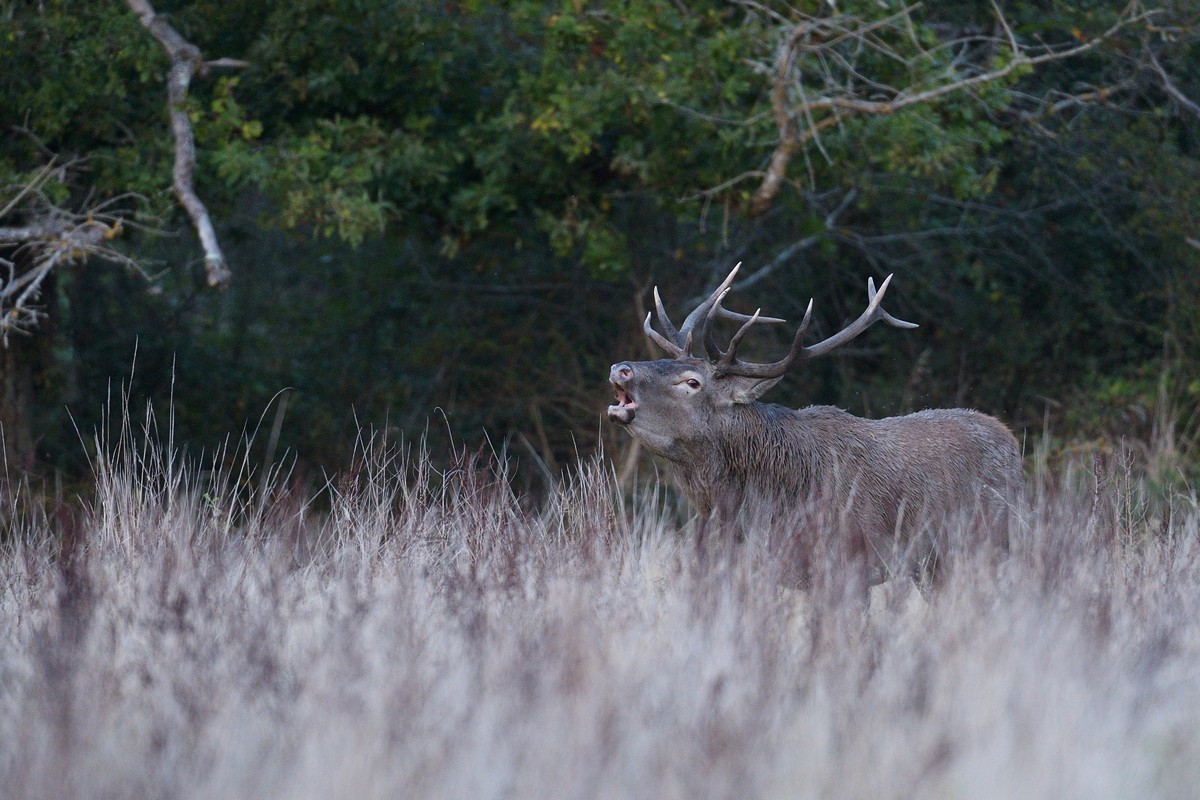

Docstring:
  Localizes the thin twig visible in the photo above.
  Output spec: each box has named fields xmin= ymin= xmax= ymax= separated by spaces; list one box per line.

xmin=1148 ymin=49 xmax=1200 ymax=118
xmin=0 ymin=160 xmax=57 ymax=221
xmin=733 ymin=188 xmax=859 ymax=294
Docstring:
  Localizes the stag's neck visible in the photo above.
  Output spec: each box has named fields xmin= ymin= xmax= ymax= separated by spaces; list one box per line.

xmin=676 ymin=402 xmax=844 ymax=515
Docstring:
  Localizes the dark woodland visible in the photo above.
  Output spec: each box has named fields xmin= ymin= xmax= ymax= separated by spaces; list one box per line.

xmin=2 ymin=0 xmax=1198 ymax=486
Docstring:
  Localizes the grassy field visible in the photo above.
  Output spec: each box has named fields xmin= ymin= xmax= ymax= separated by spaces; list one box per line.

xmin=3 ymin=424 xmax=1200 ymax=799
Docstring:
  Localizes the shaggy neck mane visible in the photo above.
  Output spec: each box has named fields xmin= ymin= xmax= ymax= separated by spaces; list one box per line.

xmin=674 ymin=401 xmax=828 ymax=515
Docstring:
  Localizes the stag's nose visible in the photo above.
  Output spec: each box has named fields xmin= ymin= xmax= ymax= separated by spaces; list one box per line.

xmin=610 ymin=363 xmax=633 ymax=383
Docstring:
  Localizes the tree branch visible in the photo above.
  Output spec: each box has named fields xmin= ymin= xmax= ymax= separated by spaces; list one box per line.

xmin=746 ymin=3 xmax=1156 ymax=216
xmin=1013 ymin=82 xmax=1134 ymax=136
xmin=0 ymin=207 xmax=129 ymax=343
xmin=748 ymin=21 xmax=810 ymax=218
xmin=1148 ymin=49 xmax=1200 ymax=119
xmin=0 ymin=4 xmax=246 ymax=341
xmin=734 ymin=188 xmax=858 ymax=294
xmin=126 ymin=0 xmax=237 ymax=288
xmin=683 ymin=188 xmax=860 ymax=311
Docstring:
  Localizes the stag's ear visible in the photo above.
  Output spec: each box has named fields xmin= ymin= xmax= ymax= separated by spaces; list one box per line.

xmin=720 ymin=375 xmax=783 ymax=405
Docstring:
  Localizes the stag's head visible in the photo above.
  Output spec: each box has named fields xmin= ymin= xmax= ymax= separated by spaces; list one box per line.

xmin=607 ymin=264 xmax=916 ymax=457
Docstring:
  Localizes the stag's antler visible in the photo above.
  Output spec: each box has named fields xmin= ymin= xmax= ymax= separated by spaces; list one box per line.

xmin=643 ymin=263 xmax=784 ymax=358
xmin=712 ymin=274 xmax=917 ymax=379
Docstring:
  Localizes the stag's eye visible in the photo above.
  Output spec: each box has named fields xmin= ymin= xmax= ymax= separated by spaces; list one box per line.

xmin=686 ymin=379 xmax=701 ymax=389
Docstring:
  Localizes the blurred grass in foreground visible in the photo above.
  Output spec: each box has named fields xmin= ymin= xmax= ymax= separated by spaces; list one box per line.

xmin=1 ymin=400 xmax=1200 ymax=800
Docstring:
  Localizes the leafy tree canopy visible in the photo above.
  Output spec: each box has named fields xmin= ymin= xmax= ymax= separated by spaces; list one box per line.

xmin=1 ymin=0 xmax=1198 ymax=480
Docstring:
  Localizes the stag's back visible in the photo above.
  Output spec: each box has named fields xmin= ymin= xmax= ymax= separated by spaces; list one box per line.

xmin=763 ymin=405 xmax=1023 ymax=552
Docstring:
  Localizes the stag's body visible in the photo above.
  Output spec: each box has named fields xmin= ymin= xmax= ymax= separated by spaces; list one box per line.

xmin=662 ymin=397 xmax=1019 ymax=539
xmin=607 ymin=266 xmax=1022 ymax=567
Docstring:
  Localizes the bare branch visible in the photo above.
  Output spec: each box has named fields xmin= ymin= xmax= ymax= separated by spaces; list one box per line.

xmin=731 ymin=188 xmax=859 ymax=294
xmin=991 ymin=0 xmax=1021 ymax=56
xmin=0 ymin=161 xmax=59 ymax=221
xmin=1148 ymin=50 xmax=1200 ymax=119
xmin=126 ymin=0 xmax=240 ymax=288
xmin=0 ymin=2 xmax=244 ymax=340
xmin=749 ymin=21 xmax=809 ymax=217
xmin=0 ymin=203 xmax=131 ymax=343
xmin=745 ymin=3 xmax=1157 ymax=216
xmin=682 ymin=170 xmax=766 ymax=204
xmin=205 ymin=57 xmax=251 ymax=71
xmin=1013 ymin=82 xmax=1134 ymax=135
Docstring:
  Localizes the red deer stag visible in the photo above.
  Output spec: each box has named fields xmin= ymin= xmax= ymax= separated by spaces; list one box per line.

xmin=607 ymin=265 xmax=1022 ymax=570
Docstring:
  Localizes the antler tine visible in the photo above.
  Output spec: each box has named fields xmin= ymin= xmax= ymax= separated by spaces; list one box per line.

xmin=719 ymin=273 xmax=915 ymax=379
xmin=867 ymin=275 xmax=919 ymax=330
xmin=720 ymin=307 xmax=763 ymax=367
xmin=652 ymin=286 xmax=680 ymax=342
xmin=717 ymin=308 xmax=786 ymax=326
xmin=715 ymin=298 xmax=814 ymax=378
xmin=703 ymin=287 xmax=787 ymax=361
xmin=799 ymin=273 xmax=917 ymax=360
xmin=645 ymin=261 xmax=791 ymax=360
xmin=703 ymin=289 xmax=732 ymax=361
xmin=677 ymin=263 xmax=741 ymax=351
xmin=644 ymin=312 xmax=686 ymax=358
xmin=645 ymin=282 xmax=692 ymax=357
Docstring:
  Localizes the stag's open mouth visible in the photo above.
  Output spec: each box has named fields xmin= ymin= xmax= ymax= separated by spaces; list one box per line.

xmin=607 ymin=382 xmax=637 ymax=425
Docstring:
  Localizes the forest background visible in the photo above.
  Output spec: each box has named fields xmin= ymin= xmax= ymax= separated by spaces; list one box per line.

xmin=2 ymin=0 xmax=1199 ymax=490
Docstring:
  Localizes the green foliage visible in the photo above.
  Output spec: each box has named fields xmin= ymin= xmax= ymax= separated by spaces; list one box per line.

xmin=3 ymin=0 xmax=1200 ymax=480
xmin=0 ymin=2 xmax=168 ymax=216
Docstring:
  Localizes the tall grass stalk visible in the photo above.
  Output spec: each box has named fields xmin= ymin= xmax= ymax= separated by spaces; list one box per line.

xmin=2 ymin=414 xmax=1200 ymax=799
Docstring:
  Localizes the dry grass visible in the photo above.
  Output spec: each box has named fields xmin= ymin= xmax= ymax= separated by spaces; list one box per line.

xmin=3 ymin=421 xmax=1200 ymax=799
